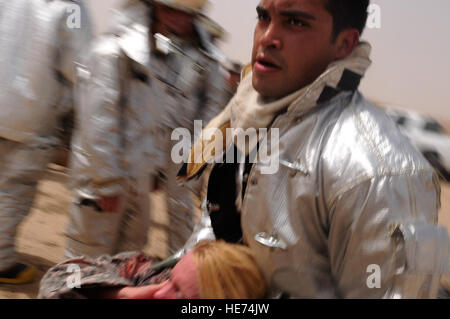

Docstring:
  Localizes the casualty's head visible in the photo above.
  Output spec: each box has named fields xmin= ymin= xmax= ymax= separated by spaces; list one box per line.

xmin=151 ymin=240 xmax=267 ymax=299
xmin=251 ymin=0 xmax=370 ymax=99
xmin=151 ymin=0 xmax=208 ymax=39
xmin=192 ymin=240 xmax=267 ymax=299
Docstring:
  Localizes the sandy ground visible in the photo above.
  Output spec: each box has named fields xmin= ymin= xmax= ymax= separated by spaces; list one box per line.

xmin=0 ymin=165 xmax=449 ymax=298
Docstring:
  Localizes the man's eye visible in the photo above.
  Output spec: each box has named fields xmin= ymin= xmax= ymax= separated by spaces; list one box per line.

xmin=257 ymin=13 xmax=270 ymax=22
xmin=288 ymin=18 xmax=304 ymax=27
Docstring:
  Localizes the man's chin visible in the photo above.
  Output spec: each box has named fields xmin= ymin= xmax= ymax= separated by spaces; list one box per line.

xmin=252 ymin=79 xmax=284 ymax=99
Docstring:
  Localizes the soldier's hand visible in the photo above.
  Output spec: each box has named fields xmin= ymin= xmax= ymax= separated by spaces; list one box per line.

xmin=97 ymin=196 xmax=121 ymax=213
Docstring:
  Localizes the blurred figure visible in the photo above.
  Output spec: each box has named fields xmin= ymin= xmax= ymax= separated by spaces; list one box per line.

xmin=65 ymin=0 xmax=228 ymax=259
xmin=0 ymin=0 xmax=92 ymax=284
xmin=151 ymin=0 xmax=230 ymax=254
xmin=222 ymin=59 xmax=243 ymax=100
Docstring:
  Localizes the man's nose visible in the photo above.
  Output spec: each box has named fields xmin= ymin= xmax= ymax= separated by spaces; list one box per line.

xmin=259 ymin=23 xmax=282 ymax=50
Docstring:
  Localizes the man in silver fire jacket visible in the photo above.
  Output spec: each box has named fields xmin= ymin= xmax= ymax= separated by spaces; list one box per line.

xmin=177 ymin=0 xmax=450 ymax=298
xmin=64 ymin=0 xmax=228 ymax=259
xmin=0 ymin=0 xmax=92 ymax=284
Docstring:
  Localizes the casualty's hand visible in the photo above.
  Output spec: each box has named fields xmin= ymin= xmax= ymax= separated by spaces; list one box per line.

xmin=78 ymin=284 xmax=164 ymax=299
xmin=115 ymin=283 xmax=166 ymax=299
xmin=97 ymin=196 xmax=121 ymax=213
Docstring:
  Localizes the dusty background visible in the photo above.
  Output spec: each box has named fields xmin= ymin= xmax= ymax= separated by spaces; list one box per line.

xmin=1 ymin=124 xmax=450 ymax=298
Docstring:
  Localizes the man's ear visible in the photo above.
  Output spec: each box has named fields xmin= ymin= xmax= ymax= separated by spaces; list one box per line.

xmin=334 ymin=29 xmax=360 ymax=60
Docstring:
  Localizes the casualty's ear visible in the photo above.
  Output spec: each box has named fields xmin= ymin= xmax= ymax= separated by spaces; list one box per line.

xmin=334 ymin=29 xmax=360 ymax=60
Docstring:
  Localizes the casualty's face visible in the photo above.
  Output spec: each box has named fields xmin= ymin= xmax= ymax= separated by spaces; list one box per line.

xmin=251 ymin=0 xmax=338 ymax=99
xmin=154 ymin=4 xmax=196 ymax=39
xmin=152 ymin=251 xmax=200 ymax=299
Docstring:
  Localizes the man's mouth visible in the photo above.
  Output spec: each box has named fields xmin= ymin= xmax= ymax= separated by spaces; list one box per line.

xmin=254 ymin=56 xmax=281 ymax=73
xmin=258 ymin=60 xmax=278 ymax=68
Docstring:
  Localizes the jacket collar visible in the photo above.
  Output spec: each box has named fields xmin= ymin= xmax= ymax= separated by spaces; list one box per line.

xmin=287 ymin=41 xmax=372 ymax=117
xmin=177 ymin=42 xmax=372 ymax=182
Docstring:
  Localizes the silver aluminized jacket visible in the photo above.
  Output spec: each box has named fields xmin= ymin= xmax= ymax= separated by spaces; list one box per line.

xmin=241 ymin=92 xmax=448 ymax=298
xmin=179 ymin=43 xmax=449 ymax=298
xmin=70 ymin=0 xmax=228 ymax=199
xmin=0 ymin=0 xmax=92 ymax=145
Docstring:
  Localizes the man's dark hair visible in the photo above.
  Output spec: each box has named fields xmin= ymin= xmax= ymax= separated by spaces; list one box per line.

xmin=324 ymin=0 xmax=370 ymax=40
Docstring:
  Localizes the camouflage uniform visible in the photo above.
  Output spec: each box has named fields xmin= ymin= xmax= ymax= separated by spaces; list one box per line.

xmin=38 ymin=252 xmax=171 ymax=299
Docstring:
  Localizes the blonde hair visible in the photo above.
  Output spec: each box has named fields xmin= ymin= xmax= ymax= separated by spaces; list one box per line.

xmin=191 ymin=240 xmax=267 ymax=299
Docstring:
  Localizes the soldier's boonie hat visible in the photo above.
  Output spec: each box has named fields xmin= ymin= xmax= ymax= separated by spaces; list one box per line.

xmin=152 ymin=0 xmax=209 ymax=14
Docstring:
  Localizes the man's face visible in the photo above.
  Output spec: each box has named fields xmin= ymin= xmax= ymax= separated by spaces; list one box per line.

xmin=153 ymin=4 xmax=195 ymax=39
xmin=251 ymin=0 xmax=340 ymax=99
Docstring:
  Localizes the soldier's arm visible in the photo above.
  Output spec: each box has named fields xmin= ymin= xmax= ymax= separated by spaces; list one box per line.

xmin=53 ymin=1 xmax=93 ymax=162
xmin=75 ymin=38 xmax=128 ymax=198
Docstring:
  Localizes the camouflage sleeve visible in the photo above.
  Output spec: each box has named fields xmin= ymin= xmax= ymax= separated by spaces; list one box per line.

xmin=38 ymin=252 xmax=171 ymax=299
